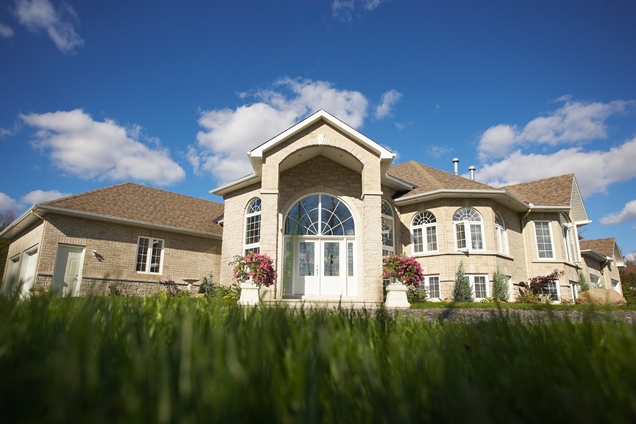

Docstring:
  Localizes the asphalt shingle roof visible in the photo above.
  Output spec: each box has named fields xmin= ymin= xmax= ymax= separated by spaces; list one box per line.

xmin=503 ymin=174 xmax=574 ymax=207
xmin=42 ymin=183 xmax=224 ymax=236
xmin=579 ymin=238 xmax=617 ymax=258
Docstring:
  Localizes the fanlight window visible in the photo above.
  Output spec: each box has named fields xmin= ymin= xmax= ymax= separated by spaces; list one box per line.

xmin=411 ymin=211 xmax=437 ymax=253
xmin=285 ymin=194 xmax=355 ymax=236
xmin=453 ymin=208 xmax=484 ymax=251
xmin=244 ymin=198 xmax=261 ymax=254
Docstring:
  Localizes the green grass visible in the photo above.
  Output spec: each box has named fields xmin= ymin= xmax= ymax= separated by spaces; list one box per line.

xmin=1 ymin=294 xmax=636 ymax=423
xmin=410 ymin=300 xmax=636 ymax=311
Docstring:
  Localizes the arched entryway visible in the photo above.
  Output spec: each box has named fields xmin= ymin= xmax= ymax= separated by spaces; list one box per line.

xmin=282 ymin=194 xmax=357 ymax=297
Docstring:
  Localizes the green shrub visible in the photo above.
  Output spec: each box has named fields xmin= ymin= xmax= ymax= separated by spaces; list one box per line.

xmin=452 ymin=261 xmax=474 ymax=302
xmin=492 ymin=266 xmax=509 ymax=302
xmin=406 ymin=285 xmax=428 ymax=303
xmin=578 ymin=270 xmax=590 ymax=292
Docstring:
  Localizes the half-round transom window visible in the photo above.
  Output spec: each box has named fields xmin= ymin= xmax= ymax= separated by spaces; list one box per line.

xmin=285 ymin=194 xmax=355 ymax=236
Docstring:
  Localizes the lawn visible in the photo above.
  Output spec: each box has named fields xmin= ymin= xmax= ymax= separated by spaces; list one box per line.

xmin=1 ymin=294 xmax=636 ymax=423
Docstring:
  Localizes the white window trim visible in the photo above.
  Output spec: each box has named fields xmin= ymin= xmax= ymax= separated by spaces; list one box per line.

xmin=136 ymin=236 xmax=164 ymax=275
xmin=411 ymin=211 xmax=438 ymax=254
xmin=423 ymin=275 xmax=441 ymax=301
xmin=495 ymin=213 xmax=508 ymax=255
xmin=534 ymin=220 xmax=555 ymax=260
xmin=2 ymin=254 xmax=20 ymax=296
xmin=381 ymin=201 xmax=395 ymax=257
xmin=468 ymin=274 xmax=489 ymax=300
xmin=543 ymin=280 xmax=561 ymax=302
xmin=243 ymin=198 xmax=262 ymax=255
xmin=453 ymin=209 xmax=485 ymax=253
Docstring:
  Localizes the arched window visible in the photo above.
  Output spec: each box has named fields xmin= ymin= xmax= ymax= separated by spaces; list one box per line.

xmin=453 ymin=208 xmax=484 ymax=251
xmin=411 ymin=211 xmax=437 ymax=254
xmin=495 ymin=212 xmax=508 ymax=254
xmin=381 ymin=201 xmax=395 ymax=258
xmin=285 ymin=194 xmax=354 ymax=236
xmin=243 ymin=198 xmax=261 ymax=254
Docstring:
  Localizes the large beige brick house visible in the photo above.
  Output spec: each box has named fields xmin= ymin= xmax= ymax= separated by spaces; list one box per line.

xmin=1 ymin=110 xmax=625 ymax=303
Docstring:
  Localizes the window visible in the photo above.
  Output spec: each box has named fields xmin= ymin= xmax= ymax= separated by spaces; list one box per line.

xmin=244 ymin=198 xmax=262 ymax=254
xmin=381 ymin=201 xmax=395 ymax=258
xmin=590 ymin=273 xmax=603 ymax=289
xmin=471 ymin=275 xmax=488 ymax=300
xmin=560 ymin=214 xmax=578 ymax=262
xmin=495 ymin=213 xmax=508 ymax=255
xmin=534 ymin=221 xmax=554 ymax=259
xmin=424 ymin=276 xmax=440 ymax=299
xmin=453 ymin=208 xmax=484 ymax=251
xmin=570 ymin=280 xmax=579 ymax=300
xmin=136 ymin=237 xmax=164 ymax=274
xmin=612 ymin=279 xmax=620 ymax=292
xmin=411 ymin=211 xmax=437 ymax=254
xmin=543 ymin=280 xmax=559 ymax=301
xmin=2 ymin=255 xmax=20 ymax=296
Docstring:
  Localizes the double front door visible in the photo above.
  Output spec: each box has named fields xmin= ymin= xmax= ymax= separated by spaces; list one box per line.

xmin=290 ymin=238 xmax=356 ymax=297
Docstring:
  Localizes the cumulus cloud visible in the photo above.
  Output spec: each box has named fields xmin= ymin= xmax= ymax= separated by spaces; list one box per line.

xmin=0 ymin=22 xmax=14 ymax=38
xmin=625 ymin=252 xmax=636 ymax=263
xmin=600 ymin=200 xmax=636 ymax=226
xmin=0 ymin=193 xmax=18 ymax=210
xmin=21 ymin=109 xmax=185 ymax=186
xmin=332 ymin=0 xmax=388 ymax=21
xmin=13 ymin=0 xmax=84 ymax=53
xmin=190 ymin=78 xmax=373 ymax=184
xmin=20 ymin=189 xmax=69 ymax=205
xmin=478 ymin=97 xmax=632 ymax=160
xmin=375 ymin=89 xmax=402 ymax=119
xmin=476 ymin=136 xmax=636 ymax=197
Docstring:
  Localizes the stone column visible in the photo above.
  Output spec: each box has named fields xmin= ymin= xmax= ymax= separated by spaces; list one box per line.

xmin=259 ymin=160 xmax=280 ymax=300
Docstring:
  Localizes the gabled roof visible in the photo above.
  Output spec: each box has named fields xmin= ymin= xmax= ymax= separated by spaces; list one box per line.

xmin=503 ymin=174 xmax=589 ymax=223
xmin=212 ymin=110 xmax=403 ymax=196
xmin=1 ymin=183 xmax=224 ymax=240
xmin=388 ymin=161 xmax=529 ymax=211
xmin=580 ymin=237 xmax=625 ymax=267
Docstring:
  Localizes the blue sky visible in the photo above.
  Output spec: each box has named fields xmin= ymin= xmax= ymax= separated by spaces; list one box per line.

xmin=1 ymin=0 xmax=636 ymax=259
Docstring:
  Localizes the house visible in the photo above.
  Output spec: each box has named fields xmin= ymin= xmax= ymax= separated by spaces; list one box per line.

xmin=1 ymin=110 xmax=625 ymax=304
xmin=211 ymin=110 xmax=624 ymax=305
xmin=0 ymin=183 xmax=224 ymax=297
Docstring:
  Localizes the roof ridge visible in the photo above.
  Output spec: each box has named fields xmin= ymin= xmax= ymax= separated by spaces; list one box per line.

xmin=43 ymin=182 xmax=132 ymax=206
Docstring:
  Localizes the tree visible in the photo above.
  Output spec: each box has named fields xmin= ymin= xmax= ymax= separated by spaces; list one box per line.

xmin=578 ymin=270 xmax=590 ymax=292
xmin=492 ymin=266 xmax=509 ymax=302
xmin=452 ymin=261 xmax=474 ymax=302
xmin=619 ymin=265 xmax=636 ymax=306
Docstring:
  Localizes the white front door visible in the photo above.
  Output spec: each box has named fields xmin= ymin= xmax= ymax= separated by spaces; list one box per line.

xmin=53 ymin=245 xmax=85 ymax=297
xmin=292 ymin=238 xmax=349 ymax=297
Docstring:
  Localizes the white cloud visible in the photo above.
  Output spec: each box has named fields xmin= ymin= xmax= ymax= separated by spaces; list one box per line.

xmin=14 ymin=0 xmax=84 ymax=53
xmin=600 ymin=200 xmax=636 ymax=225
xmin=20 ymin=189 xmax=69 ymax=206
xmin=190 ymin=78 xmax=371 ymax=184
xmin=478 ymin=98 xmax=632 ymax=160
xmin=375 ymin=89 xmax=402 ymax=119
xmin=476 ymin=136 xmax=636 ymax=197
xmin=22 ymin=109 xmax=185 ymax=186
xmin=332 ymin=0 xmax=387 ymax=21
xmin=625 ymin=252 xmax=636 ymax=263
xmin=0 ymin=22 xmax=14 ymax=38
xmin=0 ymin=193 xmax=18 ymax=210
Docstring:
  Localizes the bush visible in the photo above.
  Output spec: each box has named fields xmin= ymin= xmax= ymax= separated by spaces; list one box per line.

xmin=382 ymin=254 xmax=424 ymax=287
xmin=492 ymin=266 xmax=509 ymax=302
xmin=578 ymin=270 xmax=590 ymax=292
xmin=406 ymin=285 xmax=428 ymax=303
xmin=452 ymin=261 xmax=473 ymax=302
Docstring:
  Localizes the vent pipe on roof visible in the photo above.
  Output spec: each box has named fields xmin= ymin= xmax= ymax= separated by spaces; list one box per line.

xmin=452 ymin=158 xmax=459 ymax=175
xmin=469 ymin=165 xmax=476 ymax=180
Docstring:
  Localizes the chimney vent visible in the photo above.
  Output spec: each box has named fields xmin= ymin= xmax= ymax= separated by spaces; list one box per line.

xmin=452 ymin=158 xmax=459 ymax=175
xmin=469 ymin=166 xmax=476 ymax=180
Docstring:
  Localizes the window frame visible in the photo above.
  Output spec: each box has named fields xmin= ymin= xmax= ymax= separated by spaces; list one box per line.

xmin=411 ymin=211 xmax=438 ymax=254
xmin=381 ymin=201 xmax=395 ymax=258
xmin=453 ymin=208 xmax=485 ymax=252
xmin=136 ymin=236 xmax=164 ymax=274
xmin=560 ymin=214 xmax=579 ymax=263
xmin=543 ymin=280 xmax=560 ymax=302
xmin=495 ymin=212 xmax=508 ymax=255
xmin=424 ymin=275 xmax=441 ymax=300
xmin=2 ymin=254 xmax=20 ymax=296
xmin=243 ymin=198 xmax=262 ymax=255
xmin=469 ymin=274 xmax=489 ymax=300
xmin=534 ymin=220 xmax=555 ymax=260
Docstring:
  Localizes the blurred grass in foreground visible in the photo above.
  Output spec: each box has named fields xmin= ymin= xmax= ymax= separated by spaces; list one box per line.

xmin=1 ymin=294 xmax=636 ymax=423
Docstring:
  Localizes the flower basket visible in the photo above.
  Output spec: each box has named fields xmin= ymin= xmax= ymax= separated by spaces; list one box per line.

xmin=230 ymin=252 xmax=277 ymax=306
xmin=382 ymin=254 xmax=423 ymax=309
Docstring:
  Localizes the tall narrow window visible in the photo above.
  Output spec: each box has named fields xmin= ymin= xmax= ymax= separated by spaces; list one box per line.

xmin=495 ymin=213 xmax=508 ymax=255
xmin=560 ymin=214 xmax=578 ymax=262
xmin=534 ymin=221 xmax=554 ymax=259
xmin=136 ymin=237 xmax=164 ymax=274
xmin=411 ymin=211 xmax=437 ymax=254
xmin=381 ymin=201 xmax=395 ymax=258
xmin=2 ymin=255 xmax=20 ymax=296
xmin=472 ymin=275 xmax=488 ymax=299
xmin=543 ymin=280 xmax=559 ymax=301
xmin=425 ymin=276 xmax=440 ymax=299
xmin=453 ymin=208 xmax=484 ymax=251
xmin=244 ymin=198 xmax=261 ymax=254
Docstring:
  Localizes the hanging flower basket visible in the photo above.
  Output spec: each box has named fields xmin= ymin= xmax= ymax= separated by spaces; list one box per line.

xmin=230 ymin=252 xmax=277 ymax=306
xmin=382 ymin=254 xmax=423 ymax=309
